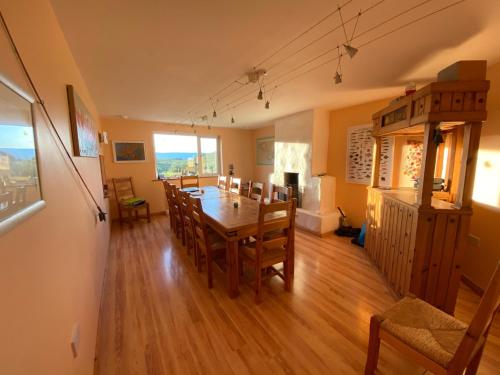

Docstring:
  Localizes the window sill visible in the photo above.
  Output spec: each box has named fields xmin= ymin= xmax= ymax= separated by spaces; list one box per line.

xmin=152 ymin=175 xmax=218 ymax=182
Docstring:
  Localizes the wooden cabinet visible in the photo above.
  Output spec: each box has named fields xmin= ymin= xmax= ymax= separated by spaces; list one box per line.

xmin=366 ymin=61 xmax=489 ymax=314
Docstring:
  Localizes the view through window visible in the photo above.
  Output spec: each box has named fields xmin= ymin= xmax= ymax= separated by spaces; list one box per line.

xmin=153 ymin=133 xmax=219 ymax=178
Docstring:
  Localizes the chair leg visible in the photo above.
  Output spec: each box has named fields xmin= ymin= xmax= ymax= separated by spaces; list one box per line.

xmin=465 ymin=343 xmax=486 ymax=375
xmin=128 ymin=209 xmax=133 ymax=228
xmin=146 ymin=203 xmax=151 ymax=223
xmin=254 ymin=265 xmax=262 ymax=303
xmin=197 ymin=250 xmax=203 ymax=273
xmin=365 ymin=316 xmax=382 ymax=375
xmin=284 ymin=260 xmax=292 ymax=292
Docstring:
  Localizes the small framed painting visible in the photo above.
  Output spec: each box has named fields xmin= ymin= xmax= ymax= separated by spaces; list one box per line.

xmin=66 ymin=85 xmax=99 ymax=157
xmin=112 ymin=141 xmax=146 ymax=163
xmin=256 ymin=137 xmax=274 ymax=166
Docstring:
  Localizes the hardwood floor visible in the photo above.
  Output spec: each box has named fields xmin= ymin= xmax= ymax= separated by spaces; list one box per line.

xmin=94 ymin=216 xmax=499 ymax=374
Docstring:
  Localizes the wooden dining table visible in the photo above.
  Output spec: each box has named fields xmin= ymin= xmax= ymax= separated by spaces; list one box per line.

xmin=183 ymin=186 xmax=294 ymax=298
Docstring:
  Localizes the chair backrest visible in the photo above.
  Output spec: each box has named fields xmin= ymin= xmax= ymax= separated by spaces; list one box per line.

xmin=270 ymin=184 xmax=292 ymax=203
xmin=180 ymin=175 xmax=199 ymax=188
xmin=451 ymin=262 xmax=500 ymax=370
xmin=229 ymin=177 xmax=242 ymax=195
xmin=254 ymin=199 xmax=296 ymax=253
xmin=189 ymin=196 xmax=212 ymax=255
xmin=0 ymin=191 xmax=13 ymax=214
xmin=248 ymin=181 xmax=265 ymax=202
xmin=112 ymin=177 xmax=135 ymax=202
xmin=179 ymin=190 xmax=194 ymax=227
xmin=217 ymin=175 xmax=228 ymax=190
xmin=170 ymin=185 xmax=183 ymax=219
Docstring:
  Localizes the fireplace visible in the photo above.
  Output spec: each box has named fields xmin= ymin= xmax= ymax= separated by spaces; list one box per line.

xmin=284 ymin=172 xmax=301 ymax=207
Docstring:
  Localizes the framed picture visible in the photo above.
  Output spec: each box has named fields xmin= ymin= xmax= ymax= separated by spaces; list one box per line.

xmin=66 ymin=84 xmax=99 ymax=157
xmin=256 ymin=137 xmax=274 ymax=166
xmin=346 ymin=124 xmax=373 ymax=184
xmin=112 ymin=141 xmax=146 ymax=163
xmin=0 ymin=75 xmax=45 ymax=236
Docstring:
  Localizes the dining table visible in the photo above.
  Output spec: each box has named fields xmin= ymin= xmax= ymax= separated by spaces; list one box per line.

xmin=182 ymin=186 xmax=294 ymax=298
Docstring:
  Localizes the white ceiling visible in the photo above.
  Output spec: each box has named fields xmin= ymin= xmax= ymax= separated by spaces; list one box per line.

xmin=49 ymin=0 xmax=500 ymax=128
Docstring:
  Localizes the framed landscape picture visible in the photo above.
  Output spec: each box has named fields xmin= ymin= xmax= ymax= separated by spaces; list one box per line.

xmin=112 ymin=141 xmax=146 ymax=163
xmin=66 ymin=85 xmax=98 ymax=157
xmin=256 ymin=137 xmax=274 ymax=165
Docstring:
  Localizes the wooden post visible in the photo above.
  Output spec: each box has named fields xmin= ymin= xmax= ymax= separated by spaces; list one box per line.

xmin=371 ymin=137 xmax=382 ymax=188
xmin=454 ymin=122 xmax=482 ymax=209
xmin=417 ymin=122 xmax=439 ymax=208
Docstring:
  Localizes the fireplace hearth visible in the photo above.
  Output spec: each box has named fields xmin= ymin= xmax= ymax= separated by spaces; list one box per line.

xmin=284 ymin=172 xmax=301 ymax=207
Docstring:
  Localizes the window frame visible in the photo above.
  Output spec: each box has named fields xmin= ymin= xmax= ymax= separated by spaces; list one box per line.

xmin=152 ymin=132 xmax=221 ymax=179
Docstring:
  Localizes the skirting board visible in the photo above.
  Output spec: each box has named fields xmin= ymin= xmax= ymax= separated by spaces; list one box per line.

xmin=461 ymin=274 xmax=484 ymax=296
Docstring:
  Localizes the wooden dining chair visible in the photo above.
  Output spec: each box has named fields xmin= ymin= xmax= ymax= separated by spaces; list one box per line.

xmin=365 ymin=262 xmax=500 ymax=375
xmin=270 ymin=184 xmax=293 ymax=202
xmin=248 ymin=181 xmax=265 ymax=202
xmin=189 ymin=196 xmax=226 ymax=288
xmin=180 ymin=175 xmax=199 ymax=189
xmin=229 ymin=176 xmax=242 ymax=195
xmin=171 ymin=186 xmax=186 ymax=245
xmin=217 ymin=175 xmax=228 ymax=190
xmin=162 ymin=181 xmax=175 ymax=228
xmin=112 ymin=177 xmax=150 ymax=228
xmin=240 ymin=199 xmax=297 ymax=303
xmin=178 ymin=190 xmax=196 ymax=257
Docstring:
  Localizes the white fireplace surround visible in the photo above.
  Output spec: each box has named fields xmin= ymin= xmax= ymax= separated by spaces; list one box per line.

xmin=271 ymin=109 xmax=340 ymax=235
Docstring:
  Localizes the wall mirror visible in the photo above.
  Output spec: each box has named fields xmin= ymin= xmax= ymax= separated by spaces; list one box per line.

xmin=0 ymin=75 xmax=44 ymax=235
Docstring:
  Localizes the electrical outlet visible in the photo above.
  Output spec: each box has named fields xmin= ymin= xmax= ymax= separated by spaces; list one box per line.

xmin=70 ymin=323 xmax=80 ymax=358
xmin=468 ymin=234 xmax=480 ymax=248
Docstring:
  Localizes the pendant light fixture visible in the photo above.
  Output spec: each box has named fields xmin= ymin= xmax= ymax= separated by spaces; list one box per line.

xmin=339 ymin=7 xmax=360 ymax=59
xmin=257 ymin=88 xmax=263 ymax=100
xmin=334 ymin=46 xmax=343 ymax=84
xmin=265 ymin=100 xmax=270 ymax=109
xmin=212 ymin=110 xmax=217 ymax=118
xmin=231 ymin=116 xmax=235 ymax=124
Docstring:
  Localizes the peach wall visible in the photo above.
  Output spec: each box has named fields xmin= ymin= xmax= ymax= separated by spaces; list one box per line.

xmin=101 ymin=117 xmax=254 ymax=218
xmin=327 ymin=98 xmax=390 ymax=227
xmin=0 ymin=1 xmax=110 ymax=375
xmin=251 ymin=124 xmax=275 ymax=197
xmin=463 ymin=62 xmax=500 ymax=288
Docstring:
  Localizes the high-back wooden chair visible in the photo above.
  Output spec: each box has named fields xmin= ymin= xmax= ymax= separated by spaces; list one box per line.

xmin=112 ymin=177 xmax=150 ymax=228
xmin=171 ymin=186 xmax=186 ymax=244
xmin=0 ymin=191 xmax=13 ymax=218
xmin=248 ymin=181 xmax=265 ymax=202
xmin=189 ymin=197 xmax=226 ymax=288
xmin=217 ymin=175 xmax=228 ymax=190
xmin=178 ymin=190 xmax=196 ymax=257
xmin=270 ymin=184 xmax=292 ymax=202
xmin=240 ymin=199 xmax=297 ymax=303
xmin=163 ymin=181 xmax=175 ymax=228
xmin=365 ymin=262 xmax=500 ymax=375
xmin=229 ymin=177 xmax=242 ymax=195
xmin=180 ymin=175 xmax=199 ymax=189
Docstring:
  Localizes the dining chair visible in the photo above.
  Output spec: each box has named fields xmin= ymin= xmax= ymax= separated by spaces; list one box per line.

xmin=189 ymin=196 xmax=226 ymax=288
xmin=248 ymin=181 xmax=265 ymax=202
xmin=112 ymin=177 xmax=150 ymax=228
xmin=239 ymin=198 xmax=297 ymax=303
xmin=217 ymin=175 xmax=228 ymax=190
xmin=162 ymin=181 xmax=175 ymax=228
xmin=229 ymin=176 xmax=242 ymax=195
xmin=365 ymin=262 xmax=500 ymax=375
xmin=171 ymin=187 xmax=186 ymax=245
xmin=180 ymin=175 xmax=199 ymax=189
xmin=178 ymin=190 xmax=196 ymax=257
xmin=270 ymin=184 xmax=293 ymax=202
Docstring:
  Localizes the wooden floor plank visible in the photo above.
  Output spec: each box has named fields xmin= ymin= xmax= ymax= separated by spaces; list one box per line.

xmin=94 ymin=216 xmax=499 ymax=374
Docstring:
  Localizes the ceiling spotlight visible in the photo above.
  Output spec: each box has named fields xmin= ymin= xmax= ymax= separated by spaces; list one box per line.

xmin=231 ymin=116 xmax=235 ymax=124
xmin=265 ymin=100 xmax=270 ymax=109
xmin=343 ymin=43 xmax=358 ymax=58
xmin=257 ymin=88 xmax=263 ymax=100
xmin=201 ymin=115 xmax=208 ymax=121
xmin=208 ymin=125 xmax=212 ymax=130
xmin=212 ymin=110 xmax=217 ymax=118
xmin=334 ymin=71 xmax=342 ymax=84
xmin=191 ymin=122 xmax=195 ymax=128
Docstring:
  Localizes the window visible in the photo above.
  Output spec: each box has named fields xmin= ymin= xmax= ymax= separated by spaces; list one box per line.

xmin=153 ymin=133 xmax=220 ymax=178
